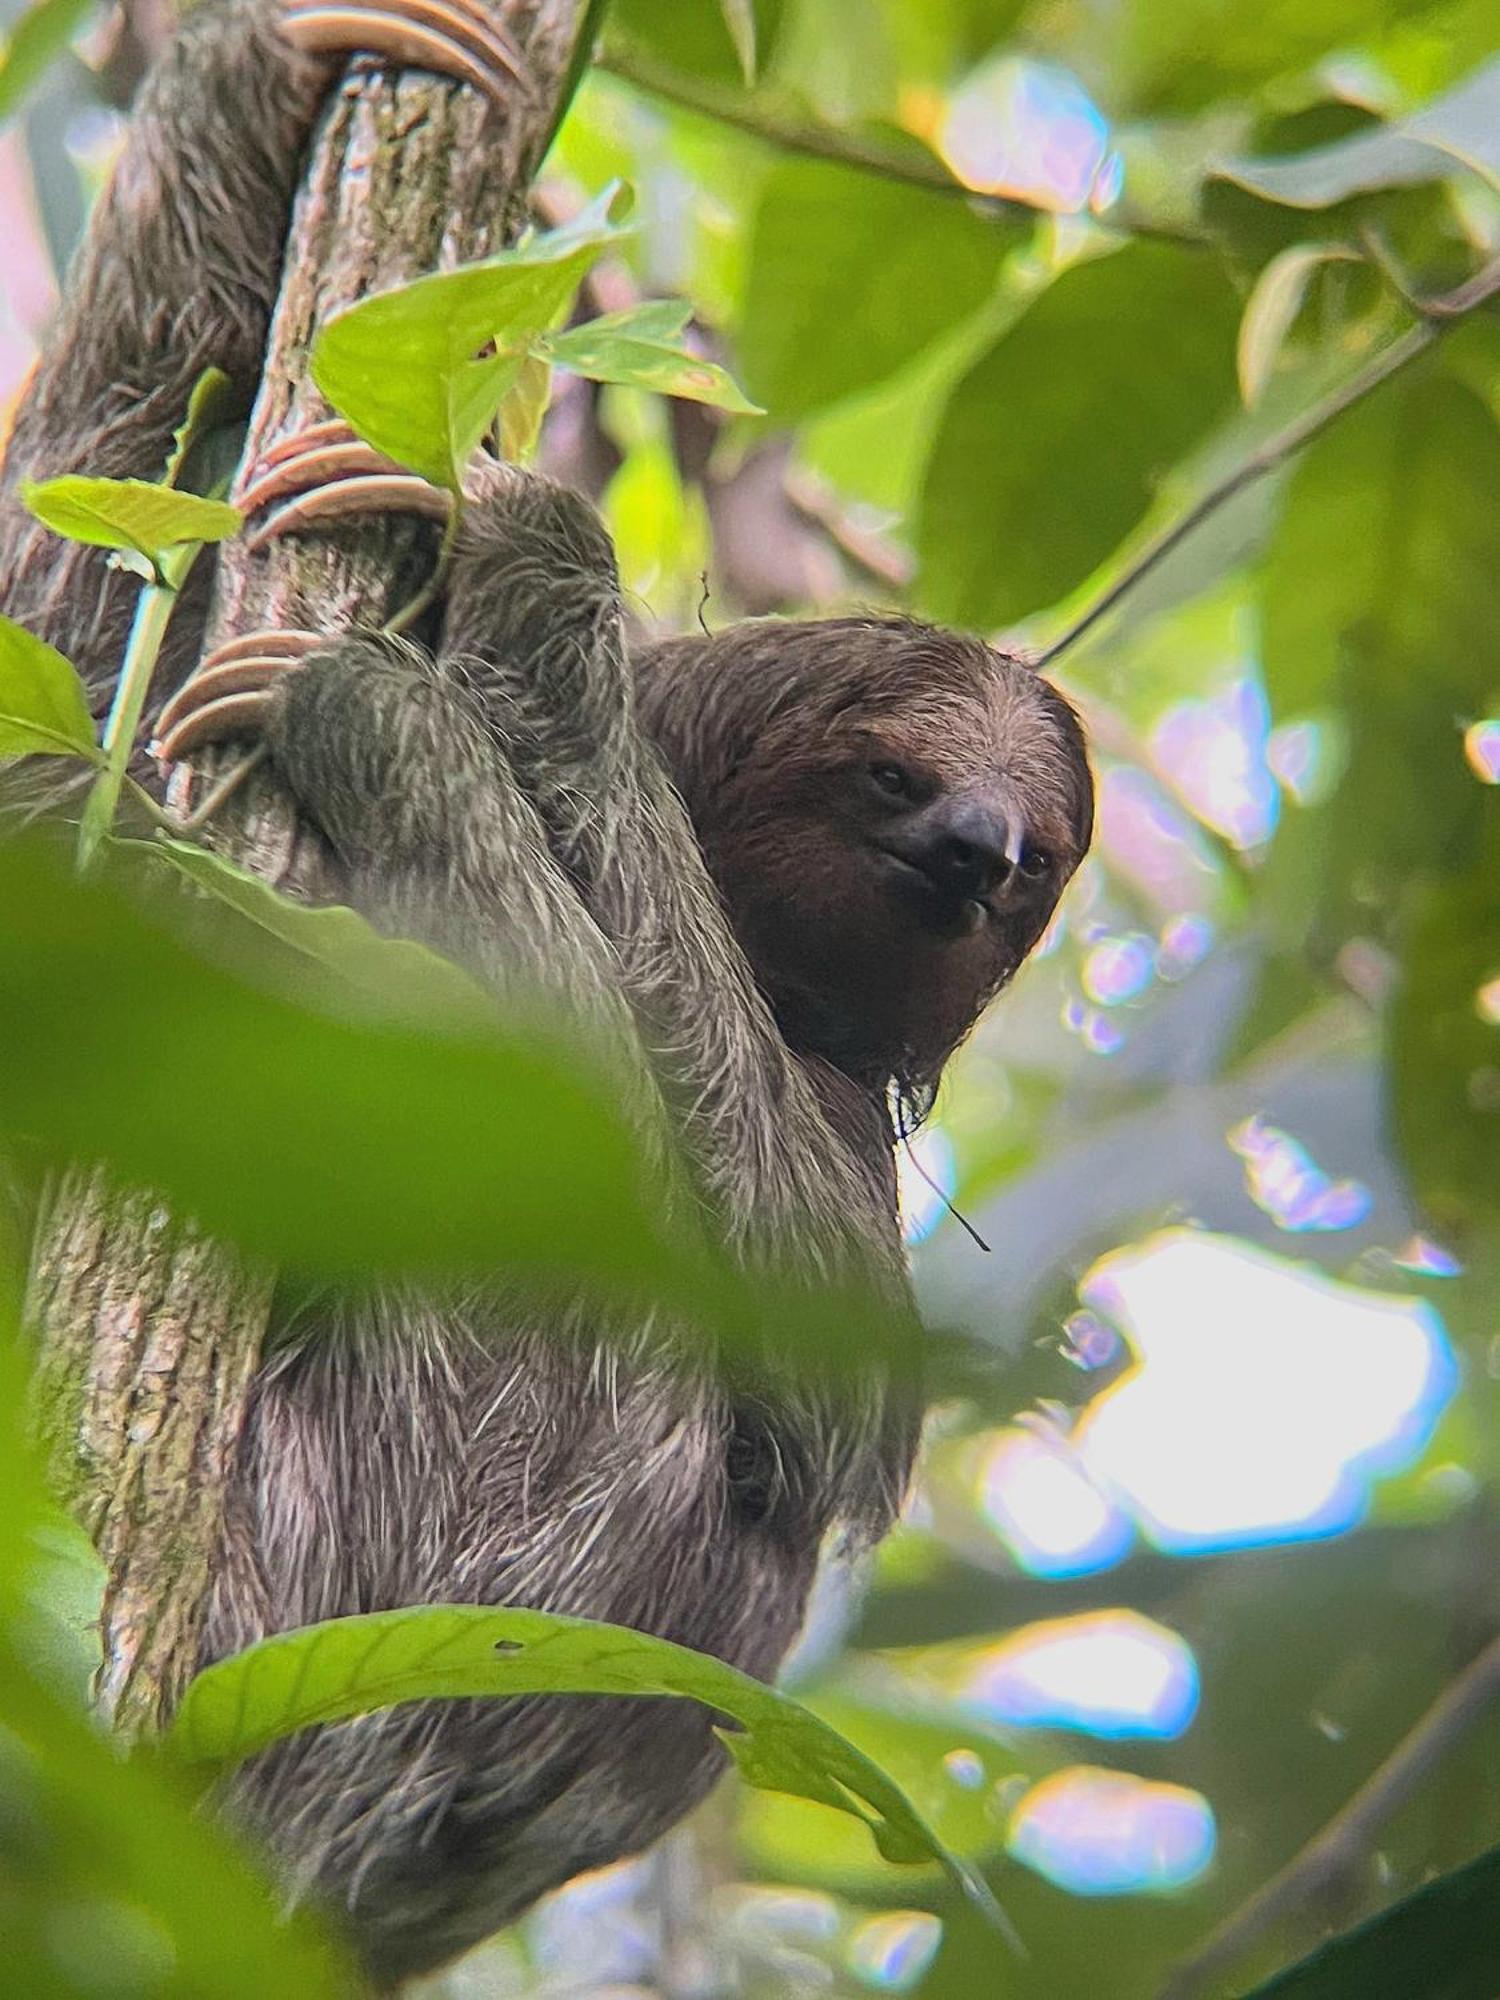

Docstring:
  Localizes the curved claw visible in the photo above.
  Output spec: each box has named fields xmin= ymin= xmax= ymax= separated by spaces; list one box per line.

xmin=280 ymin=0 xmax=527 ymax=108
xmin=245 ymin=473 xmax=452 ymax=551
xmin=236 ymin=422 xmax=452 ymax=551
xmin=237 ymin=440 xmax=412 ymax=517
xmin=153 ymin=629 xmax=324 ymax=766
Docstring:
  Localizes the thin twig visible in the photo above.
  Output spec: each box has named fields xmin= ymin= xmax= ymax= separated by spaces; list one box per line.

xmin=1038 ymin=251 xmax=1500 ymax=668
xmin=1161 ymin=1630 xmax=1500 ymax=2000
xmin=597 ymin=41 xmax=1203 ymax=248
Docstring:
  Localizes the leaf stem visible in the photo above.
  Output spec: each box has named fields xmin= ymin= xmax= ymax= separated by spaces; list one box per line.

xmin=76 ymin=571 xmax=181 ymax=869
xmin=1037 ymin=250 xmax=1500 ymax=667
xmin=384 ymin=498 xmax=463 ymax=637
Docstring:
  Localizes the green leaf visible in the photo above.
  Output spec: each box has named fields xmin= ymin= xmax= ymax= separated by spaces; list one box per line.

xmin=718 ymin=0 xmax=757 ymax=80
xmin=497 ymin=350 xmax=554 ymax=464
xmin=1259 ymin=371 xmax=1500 ymax=941
xmin=545 ymin=303 xmax=763 ymax=413
xmin=0 ymin=612 xmax=101 ymax=763
xmin=1237 ymin=244 xmax=1357 ymax=406
xmin=311 ymin=186 xmax=632 ymax=487
xmin=608 ymin=0 xmax=786 ymax=86
xmin=21 ymin=476 xmax=241 ymax=566
xmin=0 ymin=1325 xmax=351 ymax=1995
xmin=0 ymin=1643 xmax=352 ymax=1995
xmin=1088 ymin=0 xmax=1453 ymax=116
xmin=738 ymin=156 xmax=1015 ymax=422
xmin=917 ymin=242 xmax=1239 ymax=628
xmin=166 ymin=1603 xmax=1010 ymax=1933
xmin=0 ymin=0 xmax=93 ymax=122
xmin=1214 ymin=56 xmax=1500 ymax=208
xmin=1390 ymin=853 xmax=1500 ymax=1252
xmin=22 ymin=1509 xmax=106 ymax=1704
xmin=129 ymin=836 xmax=502 ymax=1030
xmin=0 ymin=834 xmax=913 ymax=1386
xmin=0 ymin=833 xmax=666 ymax=1286
xmin=161 ymin=364 xmax=235 ymax=489
xmin=1244 ymin=1838 xmax=1500 ymax=1997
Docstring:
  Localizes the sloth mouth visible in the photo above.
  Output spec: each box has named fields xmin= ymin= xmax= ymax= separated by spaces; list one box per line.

xmin=875 ymin=848 xmax=992 ymax=938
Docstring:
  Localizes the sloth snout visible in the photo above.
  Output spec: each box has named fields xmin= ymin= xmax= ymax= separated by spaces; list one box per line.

xmin=908 ymin=797 xmax=1018 ymax=901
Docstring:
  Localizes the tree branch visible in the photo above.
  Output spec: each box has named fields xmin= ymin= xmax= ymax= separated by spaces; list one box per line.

xmin=1037 ymin=252 xmax=1500 ymax=668
xmin=1162 ymin=1631 xmax=1500 ymax=1999
xmin=27 ymin=0 xmax=593 ymax=1739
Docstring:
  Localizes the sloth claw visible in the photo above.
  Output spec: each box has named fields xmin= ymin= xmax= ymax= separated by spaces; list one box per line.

xmin=235 ymin=419 xmax=452 ymax=551
xmin=155 ymin=422 xmax=450 ymax=762
xmin=279 ymin=0 xmax=526 ymax=108
xmin=153 ymin=630 xmax=323 ymax=765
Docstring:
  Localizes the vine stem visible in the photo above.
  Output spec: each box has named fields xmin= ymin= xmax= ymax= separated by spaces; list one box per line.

xmin=76 ymin=550 xmax=193 ymax=868
xmin=596 ymin=40 xmax=1202 ymax=247
xmin=1162 ymin=1631 xmax=1500 ymax=1999
xmin=1036 ymin=250 xmax=1500 ymax=669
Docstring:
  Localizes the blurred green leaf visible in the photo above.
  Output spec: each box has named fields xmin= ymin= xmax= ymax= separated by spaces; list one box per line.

xmin=546 ymin=302 xmax=763 ymax=412
xmin=718 ymin=0 xmax=757 ymax=81
xmin=0 ymin=1325 xmax=351 ymax=1995
xmin=0 ymin=613 xmax=100 ymax=763
xmin=0 ymin=1638 xmax=352 ymax=1996
xmin=20 ymin=477 xmax=240 ymax=567
xmin=496 ymin=350 xmax=554 ymax=463
xmin=0 ymin=834 xmax=665 ymax=1286
xmin=167 ymin=1602 xmax=1009 ymax=1930
xmin=0 ymin=0 xmax=92 ymax=123
xmin=739 ymin=156 xmax=1014 ymax=422
xmin=0 ymin=836 xmax=911 ymax=1381
xmin=601 ymin=430 xmax=712 ymax=618
xmin=1237 ymin=245 xmax=1358 ymax=406
xmin=1390 ymin=847 xmax=1500 ymax=1250
xmin=609 ymin=0 xmax=787 ymax=86
xmin=127 ymin=836 xmax=500 ymax=1029
xmin=161 ymin=365 xmax=235 ymax=490
xmin=312 ymin=186 xmax=631 ymax=486
xmin=1244 ymin=1838 xmax=1500 ymax=1997
xmin=1087 ymin=0 xmax=1452 ymax=116
xmin=22 ymin=1508 xmax=105 ymax=1704
xmin=1260 ymin=370 xmax=1500 ymax=940
xmin=917 ymin=243 xmax=1239 ymax=628
xmin=1214 ymin=57 xmax=1500 ymax=207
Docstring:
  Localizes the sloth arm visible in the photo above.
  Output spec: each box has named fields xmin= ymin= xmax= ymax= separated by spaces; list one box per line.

xmin=0 ymin=0 xmax=520 ymax=722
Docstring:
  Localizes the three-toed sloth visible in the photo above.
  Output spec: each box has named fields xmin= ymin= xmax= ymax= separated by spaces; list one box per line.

xmin=0 ymin=0 xmax=1092 ymax=1985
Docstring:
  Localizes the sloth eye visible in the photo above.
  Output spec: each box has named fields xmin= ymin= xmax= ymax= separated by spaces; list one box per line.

xmin=1019 ymin=846 xmax=1051 ymax=879
xmin=867 ymin=762 xmax=912 ymax=798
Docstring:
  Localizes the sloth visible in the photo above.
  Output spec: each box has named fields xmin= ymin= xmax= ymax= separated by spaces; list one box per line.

xmin=0 ymin=0 xmax=1093 ymax=1985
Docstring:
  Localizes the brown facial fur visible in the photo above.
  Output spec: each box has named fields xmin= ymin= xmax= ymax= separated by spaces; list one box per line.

xmin=633 ymin=616 xmax=1094 ymax=1094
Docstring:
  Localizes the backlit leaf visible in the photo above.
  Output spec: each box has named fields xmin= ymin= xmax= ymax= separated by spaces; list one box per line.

xmin=0 ymin=612 xmax=101 ymax=763
xmin=167 ymin=1602 xmax=1011 ymax=1933
xmin=312 ymin=186 xmax=632 ymax=486
xmin=917 ymin=242 xmax=1239 ymax=627
xmin=21 ymin=476 xmax=241 ymax=566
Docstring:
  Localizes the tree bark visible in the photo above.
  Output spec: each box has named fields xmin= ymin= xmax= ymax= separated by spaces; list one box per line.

xmin=26 ymin=0 xmax=593 ymax=1739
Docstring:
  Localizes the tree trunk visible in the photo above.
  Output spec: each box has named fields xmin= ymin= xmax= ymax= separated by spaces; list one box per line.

xmin=26 ymin=0 xmax=593 ymax=1739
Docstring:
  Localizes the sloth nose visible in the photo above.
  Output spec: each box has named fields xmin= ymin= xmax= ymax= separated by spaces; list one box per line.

xmin=915 ymin=799 xmax=1017 ymax=900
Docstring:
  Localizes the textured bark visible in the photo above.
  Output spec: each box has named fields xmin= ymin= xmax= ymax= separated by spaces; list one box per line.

xmin=26 ymin=1 xmax=591 ymax=1739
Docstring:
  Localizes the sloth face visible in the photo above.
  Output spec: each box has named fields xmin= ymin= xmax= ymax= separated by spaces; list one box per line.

xmin=634 ymin=617 xmax=1094 ymax=1090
